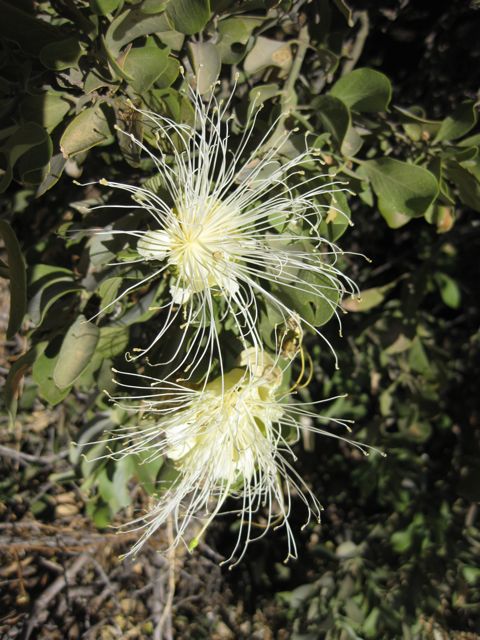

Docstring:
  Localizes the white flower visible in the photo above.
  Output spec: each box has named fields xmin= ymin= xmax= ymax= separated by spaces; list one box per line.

xmin=105 ymin=352 xmax=380 ymax=565
xmin=90 ymin=85 xmax=358 ymax=377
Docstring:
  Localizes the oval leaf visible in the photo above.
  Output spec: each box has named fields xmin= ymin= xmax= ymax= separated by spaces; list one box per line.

xmin=342 ymin=281 xmax=396 ymax=313
xmin=358 ymin=158 xmax=438 ymax=228
xmin=0 ymin=122 xmax=52 ymax=192
xmin=53 ymin=316 xmax=100 ymax=389
xmin=39 ymin=37 xmax=82 ymax=70
xmin=244 ymin=36 xmax=292 ymax=74
xmin=60 ymin=104 xmax=112 ymax=158
xmin=434 ymin=101 xmax=478 ymax=143
xmin=90 ymin=0 xmax=122 ymax=14
xmin=32 ymin=340 xmax=70 ymax=405
xmin=166 ymin=0 xmax=211 ymax=35
xmin=20 ymin=93 xmax=71 ymax=133
xmin=445 ymin=161 xmax=480 ymax=212
xmin=217 ymin=16 xmax=262 ymax=64
xmin=330 ymin=67 xmax=392 ymax=112
xmin=105 ymin=9 xmax=171 ymax=57
xmin=123 ymin=45 xmax=170 ymax=94
xmin=314 ymin=94 xmax=350 ymax=148
xmin=188 ymin=42 xmax=221 ymax=94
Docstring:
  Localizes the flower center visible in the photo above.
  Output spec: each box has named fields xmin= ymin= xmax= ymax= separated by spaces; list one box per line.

xmin=165 ymin=366 xmax=284 ymax=482
xmin=138 ymin=198 xmax=244 ymax=302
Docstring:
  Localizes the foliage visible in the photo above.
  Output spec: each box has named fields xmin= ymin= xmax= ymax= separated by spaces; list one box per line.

xmin=0 ymin=0 xmax=479 ymax=637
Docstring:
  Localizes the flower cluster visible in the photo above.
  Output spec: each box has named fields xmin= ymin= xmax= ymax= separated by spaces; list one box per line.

xmin=88 ymin=82 xmax=377 ymax=563
xmin=91 ymin=86 xmax=357 ymax=377
xmin=106 ymin=352 xmax=372 ymax=565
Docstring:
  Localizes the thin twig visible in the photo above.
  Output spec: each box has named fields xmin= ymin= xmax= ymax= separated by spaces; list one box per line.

xmin=263 ymin=24 xmax=310 ymax=150
xmin=0 ymin=444 xmax=68 ymax=466
xmin=23 ymin=553 xmax=90 ymax=640
xmin=342 ymin=11 xmax=370 ymax=76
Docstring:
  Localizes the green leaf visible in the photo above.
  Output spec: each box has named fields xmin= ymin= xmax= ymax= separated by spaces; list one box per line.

xmin=36 ymin=153 xmax=67 ymax=197
xmin=425 ymin=204 xmax=455 ymax=233
xmin=39 ymin=37 xmax=83 ymax=70
xmin=90 ymin=0 xmax=122 ymax=14
xmin=123 ymin=45 xmax=170 ymax=94
xmin=141 ymin=0 xmax=170 ymax=13
xmin=98 ymin=277 xmax=123 ymax=308
xmin=105 ymin=8 xmax=172 ymax=57
xmin=244 ymin=36 xmax=292 ymax=74
xmin=96 ymin=326 xmax=130 ymax=359
xmin=166 ymin=0 xmax=211 ymax=35
xmin=188 ymin=42 xmax=221 ymax=94
xmin=434 ymin=101 xmax=478 ymax=143
xmin=72 ymin=415 xmax=114 ymax=468
xmin=32 ymin=340 xmax=71 ymax=405
xmin=318 ymin=190 xmax=351 ymax=242
xmin=0 ymin=122 xmax=52 ymax=192
xmin=97 ymin=459 xmax=133 ymax=514
xmin=154 ymin=57 xmax=181 ymax=89
xmin=132 ymin=450 xmax=164 ymax=495
xmin=342 ymin=281 xmax=396 ymax=312
xmin=463 ymin=566 xmax=480 ymax=585
xmin=217 ymin=16 xmax=262 ymax=64
xmin=20 ymin=93 xmax=71 ymax=133
xmin=248 ymin=83 xmax=280 ymax=116
xmin=148 ymin=88 xmax=195 ymax=127
xmin=330 ymin=67 xmax=392 ymax=112
xmin=0 ymin=220 xmax=26 ymax=338
xmin=112 ymin=285 xmax=161 ymax=327
xmin=53 ymin=316 xmax=100 ymax=389
xmin=458 ymin=132 xmax=480 ymax=148
xmin=60 ymin=104 xmax=113 ymax=158
xmin=276 ymin=270 xmax=340 ymax=328
xmin=408 ymin=336 xmax=430 ymax=374
xmin=341 ymin=124 xmax=363 ymax=157
xmin=391 ymin=527 xmax=413 ymax=553
xmin=358 ymin=158 xmax=438 ymax=228
xmin=28 ymin=263 xmax=75 ymax=288
xmin=445 ymin=161 xmax=480 ymax=212
xmin=394 ymin=105 xmax=442 ymax=138
xmin=28 ymin=278 xmax=82 ymax=326
xmin=363 ymin=608 xmax=380 ymax=639
xmin=313 ymin=94 xmax=350 ymax=149
xmin=434 ymin=272 xmax=461 ymax=309
xmin=87 ymin=501 xmax=112 ymax=529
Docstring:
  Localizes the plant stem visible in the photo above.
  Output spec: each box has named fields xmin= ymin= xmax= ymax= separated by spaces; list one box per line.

xmin=264 ymin=24 xmax=310 ymax=149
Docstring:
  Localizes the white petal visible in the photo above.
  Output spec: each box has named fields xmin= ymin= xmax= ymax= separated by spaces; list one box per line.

xmin=215 ymin=271 xmax=239 ymax=297
xmin=137 ymin=230 xmax=170 ymax=260
xmin=170 ymin=284 xmax=191 ymax=305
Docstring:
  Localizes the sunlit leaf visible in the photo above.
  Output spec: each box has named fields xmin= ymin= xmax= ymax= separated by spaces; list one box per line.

xmin=188 ymin=42 xmax=221 ymax=94
xmin=330 ymin=67 xmax=391 ymax=112
xmin=60 ymin=104 xmax=113 ymax=158
xmin=358 ymin=158 xmax=438 ymax=227
xmin=53 ymin=316 xmax=100 ymax=389
xmin=165 ymin=0 xmax=211 ymax=35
